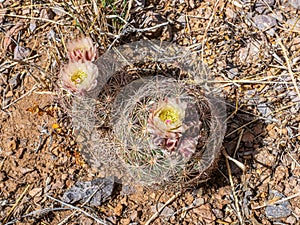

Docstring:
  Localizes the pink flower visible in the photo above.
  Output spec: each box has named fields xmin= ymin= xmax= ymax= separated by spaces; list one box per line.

xmin=60 ymin=61 xmax=98 ymax=95
xmin=148 ymin=98 xmax=186 ymax=136
xmin=147 ymin=98 xmax=187 ymax=152
xmin=66 ymin=36 xmax=97 ymax=62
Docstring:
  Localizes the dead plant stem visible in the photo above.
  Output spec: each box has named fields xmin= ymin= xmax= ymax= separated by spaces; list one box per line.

xmin=145 ymin=191 xmax=181 ymax=225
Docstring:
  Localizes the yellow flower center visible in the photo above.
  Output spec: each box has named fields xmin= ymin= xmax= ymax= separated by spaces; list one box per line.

xmin=158 ymin=106 xmax=180 ymax=125
xmin=74 ymin=48 xmax=84 ymax=53
xmin=71 ymin=70 xmax=87 ymax=85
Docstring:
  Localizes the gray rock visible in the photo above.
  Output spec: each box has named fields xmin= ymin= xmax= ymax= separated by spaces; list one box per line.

xmin=14 ymin=46 xmax=31 ymax=60
xmin=151 ymin=203 xmax=174 ymax=217
xmin=62 ymin=177 xmax=116 ymax=206
xmin=227 ymin=68 xmax=239 ymax=79
xmin=253 ymin=14 xmax=277 ymax=36
xmin=255 ymin=0 xmax=275 ymax=13
xmin=286 ymin=18 xmax=300 ymax=32
xmin=266 ymin=190 xmax=292 ymax=219
xmin=257 ymin=103 xmax=273 ymax=122
xmin=289 ymin=0 xmax=300 ymax=9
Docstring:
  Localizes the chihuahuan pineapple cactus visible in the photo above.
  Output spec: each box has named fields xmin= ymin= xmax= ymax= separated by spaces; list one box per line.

xmin=59 ymin=39 xmax=226 ymax=189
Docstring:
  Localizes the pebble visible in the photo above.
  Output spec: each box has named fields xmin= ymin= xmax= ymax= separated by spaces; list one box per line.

xmin=29 ymin=187 xmax=43 ymax=197
xmin=255 ymin=0 xmax=275 ymax=13
xmin=252 ymin=14 xmax=277 ymax=36
xmin=289 ymin=0 xmax=300 ymax=9
xmin=29 ymin=22 xmax=36 ymax=32
xmin=227 ymin=68 xmax=239 ymax=79
xmin=5 ymin=90 xmax=13 ymax=98
xmin=238 ymin=41 xmax=260 ymax=62
xmin=286 ymin=215 xmax=297 ymax=224
xmin=193 ymin=203 xmax=216 ymax=222
xmin=14 ymin=45 xmax=31 ymax=60
xmin=0 ymin=171 xmax=7 ymax=182
xmin=114 ymin=202 xmax=123 ymax=216
xmin=52 ymin=6 xmax=67 ymax=16
xmin=254 ymin=148 xmax=276 ymax=167
xmin=150 ymin=203 xmax=174 ymax=217
xmin=266 ymin=190 xmax=292 ymax=219
xmin=257 ymin=103 xmax=273 ymax=121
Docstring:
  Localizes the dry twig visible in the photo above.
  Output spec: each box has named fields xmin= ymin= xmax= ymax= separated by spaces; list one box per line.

xmin=2 ymin=184 xmax=31 ymax=224
xmin=252 ymin=191 xmax=300 ymax=210
xmin=46 ymin=195 xmax=108 ymax=225
xmin=276 ymin=35 xmax=300 ymax=101
xmin=145 ymin=191 xmax=181 ymax=225
xmin=223 ymin=149 xmax=245 ymax=225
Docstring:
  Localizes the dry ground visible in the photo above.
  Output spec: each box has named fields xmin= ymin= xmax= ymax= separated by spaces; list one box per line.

xmin=0 ymin=0 xmax=300 ymax=224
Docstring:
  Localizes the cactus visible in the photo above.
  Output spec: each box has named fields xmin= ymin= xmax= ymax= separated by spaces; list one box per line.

xmin=59 ymin=39 xmax=226 ymax=189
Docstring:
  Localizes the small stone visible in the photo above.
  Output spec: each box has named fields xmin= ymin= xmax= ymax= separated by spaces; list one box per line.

xmin=225 ymin=7 xmax=237 ymax=18
xmin=61 ymin=173 xmax=68 ymax=180
xmin=62 ymin=177 xmax=116 ymax=206
xmin=6 ymin=90 xmax=13 ymax=98
xmin=254 ymin=149 xmax=276 ymax=167
xmin=274 ymin=165 xmax=288 ymax=180
xmin=121 ymin=185 xmax=137 ymax=195
xmin=227 ymin=68 xmax=239 ymax=79
xmin=114 ymin=202 xmax=123 ymax=216
xmin=255 ymin=0 xmax=275 ymax=13
xmin=151 ymin=203 xmax=174 ymax=217
xmin=286 ymin=215 xmax=296 ymax=224
xmin=238 ymin=41 xmax=260 ymax=62
xmin=242 ymin=130 xmax=255 ymax=143
xmin=252 ymin=14 xmax=277 ymax=36
xmin=22 ymin=9 xmax=30 ymax=15
xmin=0 ymin=171 xmax=7 ymax=182
xmin=120 ymin=218 xmax=130 ymax=225
xmin=19 ymin=167 xmax=34 ymax=174
xmin=29 ymin=187 xmax=43 ymax=197
xmin=193 ymin=197 xmax=204 ymax=206
xmin=29 ymin=22 xmax=36 ymax=32
xmin=289 ymin=0 xmax=300 ymax=9
xmin=193 ymin=203 xmax=216 ymax=222
xmin=257 ymin=103 xmax=273 ymax=121
xmin=291 ymin=37 xmax=300 ymax=51
xmin=130 ymin=211 xmax=138 ymax=221
xmin=52 ymin=6 xmax=66 ymax=16
xmin=266 ymin=190 xmax=292 ymax=219
xmin=212 ymin=208 xmax=223 ymax=218
xmin=14 ymin=45 xmax=31 ymax=60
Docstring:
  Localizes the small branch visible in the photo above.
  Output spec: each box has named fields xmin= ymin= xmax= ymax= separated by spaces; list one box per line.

xmin=2 ymin=85 xmax=37 ymax=110
xmin=145 ymin=191 xmax=181 ymax=225
xmin=57 ymin=185 xmax=103 ymax=225
xmin=223 ymin=149 xmax=245 ymax=225
xmin=46 ymin=195 xmax=108 ymax=225
xmin=252 ymin=192 xmax=300 ymax=210
xmin=276 ymin=35 xmax=300 ymax=101
xmin=3 ymin=184 xmax=31 ymax=224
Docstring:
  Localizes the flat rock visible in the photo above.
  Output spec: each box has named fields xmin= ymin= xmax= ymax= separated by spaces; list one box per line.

xmin=253 ymin=14 xmax=277 ymax=36
xmin=266 ymin=190 xmax=292 ymax=219
xmin=62 ymin=176 xmax=116 ymax=206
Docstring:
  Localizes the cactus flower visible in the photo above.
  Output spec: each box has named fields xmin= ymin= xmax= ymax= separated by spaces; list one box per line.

xmin=66 ymin=36 xmax=97 ymax=62
xmin=147 ymin=98 xmax=187 ymax=152
xmin=60 ymin=61 xmax=98 ymax=95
